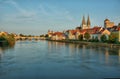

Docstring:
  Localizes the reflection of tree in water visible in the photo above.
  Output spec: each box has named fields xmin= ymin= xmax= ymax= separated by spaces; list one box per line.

xmin=0 ymin=46 xmax=15 ymax=60
xmin=106 ymin=47 xmax=119 ymax=55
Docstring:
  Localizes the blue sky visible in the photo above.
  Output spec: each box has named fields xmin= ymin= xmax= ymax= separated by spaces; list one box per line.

xmin=0 ymin=0 xmax=120 ymax=35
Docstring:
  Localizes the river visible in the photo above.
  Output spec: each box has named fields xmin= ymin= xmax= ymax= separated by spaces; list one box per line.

xmin=0 ymin=40 xmax=120 ymax=79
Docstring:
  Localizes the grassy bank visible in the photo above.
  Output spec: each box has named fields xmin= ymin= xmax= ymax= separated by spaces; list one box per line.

xmin=0 ymin=34 xmax=15 ymax=46
xmin=48 ymin=39 xmax=120 ymax=48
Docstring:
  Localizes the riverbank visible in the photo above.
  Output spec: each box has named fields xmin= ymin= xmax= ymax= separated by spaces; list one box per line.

xmin=48 ymin=40 xmax=120 ymax=48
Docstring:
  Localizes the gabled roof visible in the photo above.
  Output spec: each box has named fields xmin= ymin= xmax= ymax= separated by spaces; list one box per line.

xmin=52 ymin=32 xmax=63 ymax=36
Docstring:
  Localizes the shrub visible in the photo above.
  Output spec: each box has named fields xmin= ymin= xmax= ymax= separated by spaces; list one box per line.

xmin=84 ymin=32 xmax=90 ymax=41
xmin=78 ymin=34 xmax=83 ymax=41
xmin=100 ymin=34 xmax=107 ymax=42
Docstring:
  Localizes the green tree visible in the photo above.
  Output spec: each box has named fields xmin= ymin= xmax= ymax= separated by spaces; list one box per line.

xmin=84 ymin=32 xmax=90 ymax=41
xmin=118 ymin=23 xmax=120 ymax=26
xmin=94 ymin=36 xmax=99 ymax=42
xmin=45 ymin=34 xmax=48 ymax=37
xmin=0 ymin=34 xmax=15 ymax=46
xmin=40 ymin=35 xmax=44 ymax=37
xmin=78 ymin=34 xmax=83 ymax=41
xmin=19 ymin=34 xmax=24 ymax=37
xmin=100 ymin=34 xmax=107 ymax=42
xmin=109 ymin=33 xmax=118 ymax=43
xmin=28 ymin=35 xmax=32 ymax=37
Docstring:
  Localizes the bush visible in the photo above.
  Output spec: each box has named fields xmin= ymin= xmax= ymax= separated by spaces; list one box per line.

xmin=0 ymin=34 xmax=15 ymax=46
xmin=101 ymin=34 xmax=107 ymax=42
xmin=94 ymin=36 xmax=99 ymax=42
xmin=84 ymin=32 xmax=90 ymax=41
xmin=78 ymin=34 xmax=83 ymax=41
xmin=109 ymin=33 xmax=118 ymax=43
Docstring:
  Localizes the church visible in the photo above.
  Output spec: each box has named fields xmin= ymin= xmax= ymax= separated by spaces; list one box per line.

xmin=76 ymin=15 xmax=91 ymax=30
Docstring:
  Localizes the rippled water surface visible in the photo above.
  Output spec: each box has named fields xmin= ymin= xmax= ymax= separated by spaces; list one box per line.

xmin=0 ymin=40 xmax=120 ymax=79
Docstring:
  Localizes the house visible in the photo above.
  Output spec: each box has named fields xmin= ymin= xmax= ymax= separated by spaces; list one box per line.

xmin=67 ymin=30 xmax=76 ymax=40
xmin=51 ymin=32 xmax=65 ymax=40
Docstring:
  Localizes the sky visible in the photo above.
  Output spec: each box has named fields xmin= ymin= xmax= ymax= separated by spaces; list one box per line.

xmin=0 ymin=0 xmax=120 ymax=35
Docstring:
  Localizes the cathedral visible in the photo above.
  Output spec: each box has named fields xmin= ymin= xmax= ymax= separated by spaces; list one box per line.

xmin=80 ymin=15 xmax=91 ymax=29
xmin=76 ymin=15 xmax=91 ymax=30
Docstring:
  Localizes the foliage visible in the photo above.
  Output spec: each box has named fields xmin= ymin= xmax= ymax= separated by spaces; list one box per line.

xmin=28 ymin=35 xmax=32 ymax=37
xmin=100 ymin=34 xmax=107 ymax=42
xmin=45 ymin=34 xmax=48 ymax=37
xmin=0 ymin=34 xmax=15 ymax=46
xmin=118 ymin=23 xmax=120 ymax=26
xmin=94 ymin=36 xmax=99 ymax=42
xmin=19 ymin=34 xmax=24 ymax=37
xmin=40 ymin=35 xmax=45 ymax=37
xmin=84 ymin=32 xmax=90 ymax=41
xmin=78 ymin=34 xmax=83 ymax=41
xmin=109 ymin=33 xmax=118 ymax=43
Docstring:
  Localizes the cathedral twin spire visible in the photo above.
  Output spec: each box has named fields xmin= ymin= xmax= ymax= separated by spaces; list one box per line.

xmin=81 ymin=15 xmax=91 ymax=29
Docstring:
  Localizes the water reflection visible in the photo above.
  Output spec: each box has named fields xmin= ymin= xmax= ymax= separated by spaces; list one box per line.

xmin=47 ymin=41 xmax=120 ymax=65
xmin=0 ymin=41 xmax=120 ymax=79
xmin=0 ymin=46 xmax=15 ymax=60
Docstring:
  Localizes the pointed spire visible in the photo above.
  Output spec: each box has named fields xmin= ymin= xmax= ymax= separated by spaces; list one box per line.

xmin=82 ymin=16 xmax=86 ymax=25
xmin=87 ymin=15 xmax=90 ymax=26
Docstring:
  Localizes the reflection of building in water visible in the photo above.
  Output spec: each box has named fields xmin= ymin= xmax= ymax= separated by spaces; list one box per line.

xmin=118 ymin=49 xmax=120 ymax=63
xmin=0 ymin=48 xmax=3 ymax=59
xmin=48 ymin=41 xmax=67 ymax=53
xmin=105 ymin=48 xmax=109 ymax=65
xmin=48 ymin=41 xmax=54 ymax=52
xmin=68 ymin=44 xmax=76 ymax=56
xmin=119 ymin=49 xmax=120 ymax=56
xmin=82 ymin=45 xmax=86 ymax=55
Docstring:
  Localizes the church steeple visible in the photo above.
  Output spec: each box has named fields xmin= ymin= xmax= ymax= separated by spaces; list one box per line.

xmin=87 ymin=15 xmax=90 ymax=25
xmin=81 ymin=15 xmax=91 ymax=29
xmin=82 ymin=16 xmax=86 ymax=25
xmin=87 ymin=15 xmax=90 ymax=28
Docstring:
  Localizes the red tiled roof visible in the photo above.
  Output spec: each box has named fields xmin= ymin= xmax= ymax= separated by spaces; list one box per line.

xmin=52 ymin=32 xmax=63 ymax=36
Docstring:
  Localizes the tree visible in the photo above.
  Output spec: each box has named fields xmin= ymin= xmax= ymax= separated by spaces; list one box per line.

xmin=45 ymin=34 xmax=48 ymax=37
xmin=78 ymin=34 xmax=83 ymax=41
xmin=40 ymin=35 xmax=44 ymax=37
xmin=109 ymin=33 xmax=118 ymax=43
xmin=118 ymin=23 xmax=120 ymax=26
xmin=100 ymin=34 xmax=107 ymax=42
xmin=19 ymin=34 xmax=24 ymax=37
xmin=84 ymin=32 xmax=90 ymax=41
xmin=94 ymin=36 xmax=99 ymax=42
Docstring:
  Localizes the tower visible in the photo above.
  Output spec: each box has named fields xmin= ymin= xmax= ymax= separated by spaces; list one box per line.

xmin=81 ymin=16 xmax=87 ymax=29
xmin=87 ymin=15 xmax=91 ymax=28
xmin=81 ymin=15 xmax=91 ymax=29
xmin=104 ymin=19 xmax=114 ymax=28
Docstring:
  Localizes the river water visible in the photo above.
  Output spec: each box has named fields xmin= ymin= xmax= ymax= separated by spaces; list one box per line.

xmin=0 ymin=40 xmax=120 ymax=79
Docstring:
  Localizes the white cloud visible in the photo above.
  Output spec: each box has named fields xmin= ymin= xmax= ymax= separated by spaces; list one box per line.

xmin=38 ymin=3 xmax=76 ymax=22
xmin=5 ymin=0 xmax=37 ymax=18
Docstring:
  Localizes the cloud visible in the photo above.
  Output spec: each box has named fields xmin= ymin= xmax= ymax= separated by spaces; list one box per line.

xmin=38 ymin=3 xmax=75 ymax=22
xmin=5 ymin=0 xmax=36 ymax=18
xmin=0 ymin=0 xmax=39 ymax=23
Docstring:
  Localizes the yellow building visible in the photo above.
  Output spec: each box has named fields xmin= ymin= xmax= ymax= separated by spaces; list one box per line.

xmin=111 ymin=30 xmax=120 ymax=42
xmin=104 ymin=19 xmax=114 ymax=28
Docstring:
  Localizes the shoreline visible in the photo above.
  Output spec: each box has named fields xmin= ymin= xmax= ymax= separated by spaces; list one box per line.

xmin=47 ymin=40 xmax=120 ymax=48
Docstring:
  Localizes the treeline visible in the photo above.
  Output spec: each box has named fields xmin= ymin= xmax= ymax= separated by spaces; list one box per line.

xmin=19 ymin=34 xmax=43 ymax=37
xmin=78 ymin=32 xmax=119 ymax=44
xmin=0 ymin=33 xmax=15 ymax=46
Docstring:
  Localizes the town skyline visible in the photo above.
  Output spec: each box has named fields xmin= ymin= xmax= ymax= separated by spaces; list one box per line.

xmin=0 ymin=0 xmax=120 ymax=35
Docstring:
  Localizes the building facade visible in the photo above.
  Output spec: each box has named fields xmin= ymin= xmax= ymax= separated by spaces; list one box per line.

xmin=104 ymin=19 xmax=114 ymax=28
